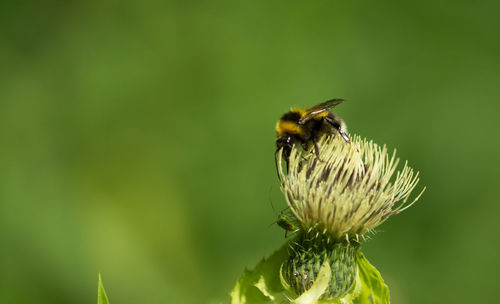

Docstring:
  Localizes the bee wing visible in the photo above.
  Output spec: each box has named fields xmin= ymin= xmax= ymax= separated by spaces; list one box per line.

xmin=298 ymin=98 xmax=344 ymax=124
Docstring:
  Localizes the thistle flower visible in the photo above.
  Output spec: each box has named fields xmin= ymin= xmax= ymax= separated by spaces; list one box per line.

xmin=278 ymin=135 xmax=424 ymax=242
xmin=231 ymin=134 xmax=424 ymax=304
xmin=275 ymin=135 xmax=424 ymax=302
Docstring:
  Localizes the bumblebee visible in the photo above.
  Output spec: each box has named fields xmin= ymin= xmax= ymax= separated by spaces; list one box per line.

xmin=275 ymin=98 xmax=350 ymax=167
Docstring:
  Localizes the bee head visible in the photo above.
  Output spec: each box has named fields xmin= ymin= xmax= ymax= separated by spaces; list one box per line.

xmin=275 ymin=135 xmax=301 ymax=178
xmin=276 ymin=135 xmax=296 ymax=160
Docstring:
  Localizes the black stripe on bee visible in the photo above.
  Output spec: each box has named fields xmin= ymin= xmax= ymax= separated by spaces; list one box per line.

xmin=280 ymin=111 xmax=302 ymax=123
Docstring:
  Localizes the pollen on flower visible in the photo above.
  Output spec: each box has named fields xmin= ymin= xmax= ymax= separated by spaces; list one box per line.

xmin=277 ymin=135 xmax=424 ymax=241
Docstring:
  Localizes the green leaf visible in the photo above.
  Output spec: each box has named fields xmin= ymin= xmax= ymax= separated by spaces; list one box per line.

xmin=230 ymin=244 xmax=289 ymax=304
xmin=97 ymin=273 xmax=110 ymax=304
xmin=353 ymin=252 xmax=390 ymax=304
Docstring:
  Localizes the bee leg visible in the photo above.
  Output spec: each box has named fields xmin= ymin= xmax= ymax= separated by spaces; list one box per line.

xmin=313 ymin=140 xmax=321 ymax=159
xmin=336 ymin=130 xmax=350 ymax=143
xmin=324 ymin=114 xmax=350 ymax=143
xmin=339 ymin=129 xmax=350 ymax=142
xmin=311 ymin=137 xmax=324 ymax=162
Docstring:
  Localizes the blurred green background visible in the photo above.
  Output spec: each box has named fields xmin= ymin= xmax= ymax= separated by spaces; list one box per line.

xmin=1 ymin=1 xmax=499 ymax=303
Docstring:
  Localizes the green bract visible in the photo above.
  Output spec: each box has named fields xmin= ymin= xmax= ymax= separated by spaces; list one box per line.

xmin=230 ymin=244 xmax=389 ymax=304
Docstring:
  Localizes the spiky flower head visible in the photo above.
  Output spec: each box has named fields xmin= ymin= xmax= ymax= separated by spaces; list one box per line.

xmin=278 ymin=135 xmax=424 ymax=242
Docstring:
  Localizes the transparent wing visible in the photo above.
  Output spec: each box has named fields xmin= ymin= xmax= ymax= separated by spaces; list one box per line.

xmin=298 ymin=98 xmax=344 ymax=124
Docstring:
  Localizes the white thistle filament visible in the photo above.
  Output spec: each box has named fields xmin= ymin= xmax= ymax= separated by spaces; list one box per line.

xmin=278 ymin=135 xmax=424 ymax=241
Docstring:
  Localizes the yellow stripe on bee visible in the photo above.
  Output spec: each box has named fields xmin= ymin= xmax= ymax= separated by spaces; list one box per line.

xmin=314 ymin=111 xmax=329 ymax=118
xmin=276 ymin=121 xmax=303 ymax=136
xmin=290 ymin=107 xmax=307 ymax=116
